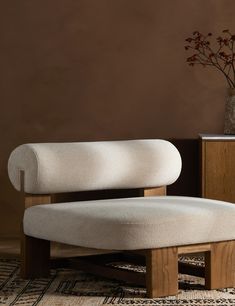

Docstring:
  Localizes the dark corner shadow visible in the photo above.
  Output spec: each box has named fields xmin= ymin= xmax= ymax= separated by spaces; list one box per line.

xmin=167 ymin=138 xmax=200 ymax=197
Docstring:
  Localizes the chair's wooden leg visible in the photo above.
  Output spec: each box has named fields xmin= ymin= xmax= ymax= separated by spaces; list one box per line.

xmin=146 ymin=247 xmax=178 ymax=298
xmin=205 ymin=240 xmax=235 ymax=289
xmin=21 ymin=234 xmax=50 ymax=279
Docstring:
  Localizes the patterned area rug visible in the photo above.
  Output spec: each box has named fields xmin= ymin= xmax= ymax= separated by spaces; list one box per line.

xmin=1 ymin=256 xmax=235 ymax=305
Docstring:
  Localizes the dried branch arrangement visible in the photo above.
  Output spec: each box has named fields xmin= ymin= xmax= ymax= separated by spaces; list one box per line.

xmin=185 ymin=30 xmax=235 ymax=88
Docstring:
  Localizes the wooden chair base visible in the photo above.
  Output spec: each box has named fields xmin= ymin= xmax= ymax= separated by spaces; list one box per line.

xmin=21 ymin=235 xmax=50 ymax=279
xmin=146 ymin=247 xmax=178 ymax=297
xmin=20 ymin=237 xmax=235 ymax=298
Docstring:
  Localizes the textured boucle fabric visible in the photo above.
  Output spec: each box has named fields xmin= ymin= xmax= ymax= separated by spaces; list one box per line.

xmin=24 ymin=196 xmax=235 ymax=250
xmin=8 ymin=139 xmax=181 ymax=194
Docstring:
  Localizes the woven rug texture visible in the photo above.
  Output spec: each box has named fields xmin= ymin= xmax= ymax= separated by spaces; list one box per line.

xmin=0 ymin=256 xmax=235 ymax=305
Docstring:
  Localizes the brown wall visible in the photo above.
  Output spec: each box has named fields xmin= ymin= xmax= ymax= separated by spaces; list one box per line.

xmin=0 ymin=0 xmax=234 ymax=237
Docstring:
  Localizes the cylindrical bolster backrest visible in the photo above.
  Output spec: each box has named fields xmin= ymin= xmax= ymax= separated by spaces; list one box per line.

xmin=8 ymin=139 xmax=182 ymax=194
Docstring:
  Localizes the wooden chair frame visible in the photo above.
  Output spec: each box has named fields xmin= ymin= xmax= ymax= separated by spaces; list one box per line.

xmin=20 ymin=171 xmax=235 ymax=298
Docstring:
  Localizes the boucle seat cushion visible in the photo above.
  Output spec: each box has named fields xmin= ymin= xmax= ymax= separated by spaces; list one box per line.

xmin=24 ymin=196 xmax=235 ymax=250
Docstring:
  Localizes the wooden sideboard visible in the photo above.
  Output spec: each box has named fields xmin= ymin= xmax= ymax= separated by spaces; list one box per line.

xmin=200 ymin=134 xmax=235 ymax=203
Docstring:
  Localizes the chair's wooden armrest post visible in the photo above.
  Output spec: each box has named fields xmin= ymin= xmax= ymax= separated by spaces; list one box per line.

xmin=19 ymin=170 xmax=51 ymax=279
xmin=142 ymin=186 xmax=166 ymax=197
xmin=20 ymin=170 xmax=52 ymax=209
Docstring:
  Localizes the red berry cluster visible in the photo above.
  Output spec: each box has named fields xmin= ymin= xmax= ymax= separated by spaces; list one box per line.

xmin=184 ymin=30 xmax=235 ymax=88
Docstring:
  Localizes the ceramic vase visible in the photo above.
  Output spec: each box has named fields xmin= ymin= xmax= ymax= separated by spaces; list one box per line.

xmin=224 ymin=88 xmax=235 ymax=134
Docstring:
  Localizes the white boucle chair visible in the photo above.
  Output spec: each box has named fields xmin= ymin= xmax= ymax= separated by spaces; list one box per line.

xmin=8 ymin=139 xmax=235 ymax=298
